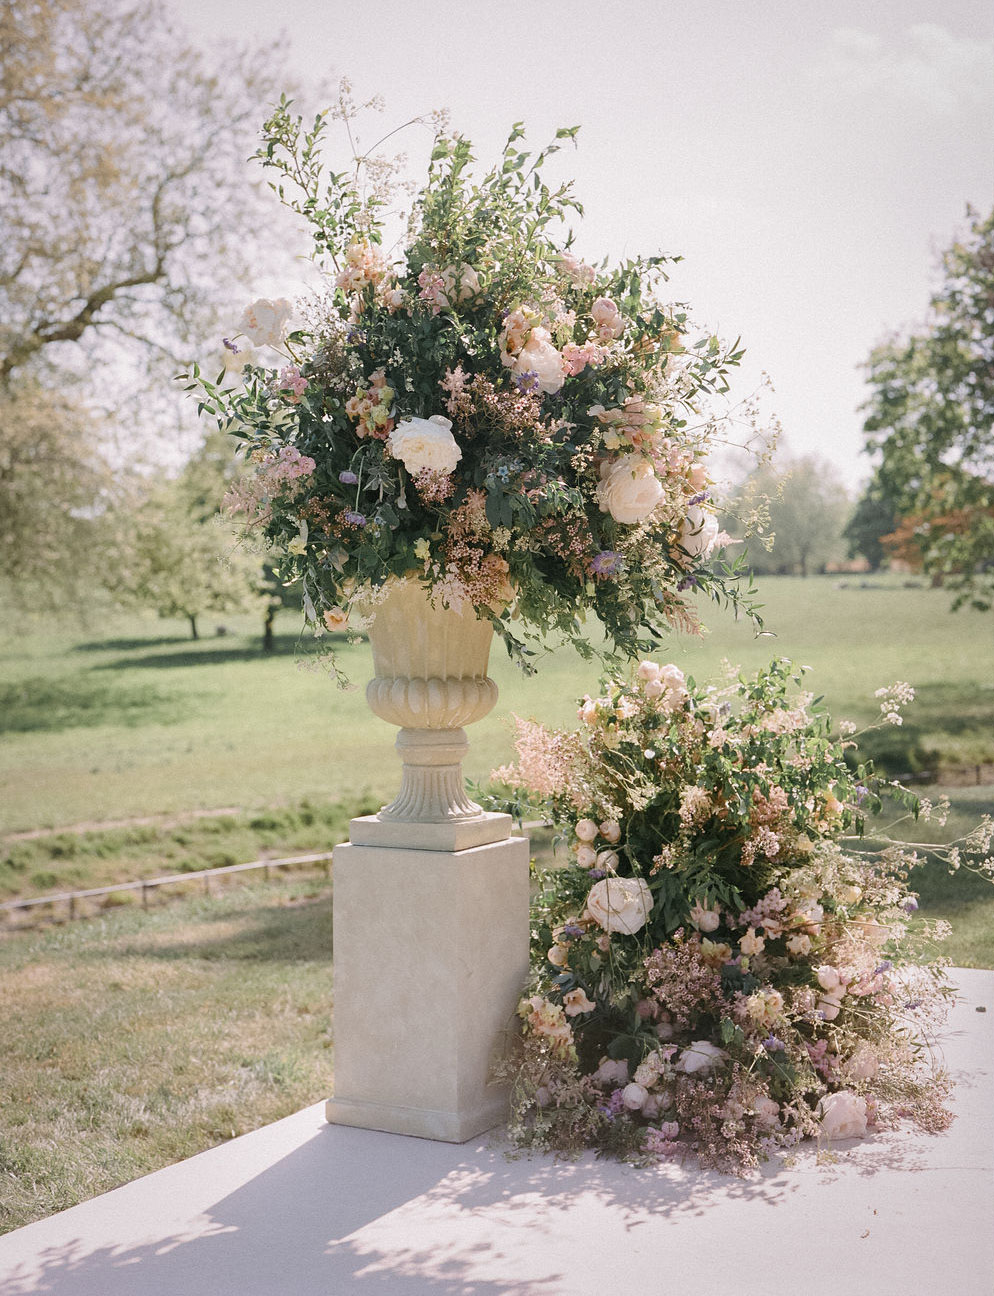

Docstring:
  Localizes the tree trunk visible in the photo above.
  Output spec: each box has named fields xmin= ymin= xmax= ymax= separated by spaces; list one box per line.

xmin=188 ymin=614 xmax=199 ymax=640
xmin=263 ymin=605 xmax=275 ymax=652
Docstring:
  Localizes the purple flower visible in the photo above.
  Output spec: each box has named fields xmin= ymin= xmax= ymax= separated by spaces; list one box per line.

xmin=514 ymin=369 xmax=541 ymax=394
xmin=339 ymin=470 xmax=358 ymax=485
xmin=874 ymin=960 xmax=893 ymax=976
xmin=343 ymin=510 xmax=367 ymax=528
xmin=562 ymin=922 xmax=584 ymax=939
xmin=688 ymin=491 xmax=710 ymax=506
xmin=762 ymin=1035 xmax=785 ymax=1052
xmin=677 ymin=576 xmax=699 ymax=591
xmin=589 ymin=868 xmax=607 ymax=880
xmin=590 ymin=550 xmax=622 ymax=577
xmin=902 ymin=898 xmax=919 ymax=913
xmin=222 ymin=337 xmax=239 ymax=353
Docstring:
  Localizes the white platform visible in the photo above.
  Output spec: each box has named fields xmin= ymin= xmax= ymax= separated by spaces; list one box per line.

xmin=1 ymin=969 xmax=991 ymax=1296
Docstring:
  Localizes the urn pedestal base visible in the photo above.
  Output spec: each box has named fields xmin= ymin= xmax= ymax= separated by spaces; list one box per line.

xmin=325 ymin=834 xmax=530 ymax=1143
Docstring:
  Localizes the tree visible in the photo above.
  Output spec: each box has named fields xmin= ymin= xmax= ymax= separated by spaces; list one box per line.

xmin=843 ymin=488 xmax=898 ymax=572
xmin=0 ymin=0 xmax=294 ymax=609
xmin=118 ymin=487 xmax=263 ymax=640
xmin=730 ymin=455 xmax=851 ymax=577
xmin=860 ymin=207 xmax=994 ymax=609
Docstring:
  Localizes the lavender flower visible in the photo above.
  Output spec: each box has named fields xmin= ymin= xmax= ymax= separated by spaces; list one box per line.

xmin=762 ymin=1035 xmax=785 ymax=1052
xmin=688 ymin=491 xmax=711 ymax=506
xmin=902 ymin=898 xmax=919 ymax=913
xmin=222 ymin=337 xmax=239 ymax=353
xmin=514 ymin=369 xmax=541 ymax=394
xmin=590 ymin=550 xmax=622 ymax=577
xmin=677 ymin=576 xmax=699 ymax=591
xmin=339 ymin=470 xmax=358 ymax=485
xmin=562 ymin=922 xmax=584 ymax=939
xmin=343 ymin=510 xmax=367 ymax=528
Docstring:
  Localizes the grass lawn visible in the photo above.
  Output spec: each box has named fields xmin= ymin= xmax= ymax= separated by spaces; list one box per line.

xmin=1 ymin=576 xmax=991 ymax=835
xmin=0 ymin=876 xmax=334 ymax=1236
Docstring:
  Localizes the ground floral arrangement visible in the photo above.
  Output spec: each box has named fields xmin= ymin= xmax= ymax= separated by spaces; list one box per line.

xmin=487 ymin=658 xmax=994 ymax=1172
xmin=186 ymin=89 xmax=766 ymax=676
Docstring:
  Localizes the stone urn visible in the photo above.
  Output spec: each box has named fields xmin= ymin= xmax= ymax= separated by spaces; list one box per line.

xmin=349 ymin=579 xmax=511 ymax=850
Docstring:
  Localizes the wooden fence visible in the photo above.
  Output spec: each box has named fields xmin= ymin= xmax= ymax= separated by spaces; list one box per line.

xmin=0 ymin=851 xmax=334 ymax=927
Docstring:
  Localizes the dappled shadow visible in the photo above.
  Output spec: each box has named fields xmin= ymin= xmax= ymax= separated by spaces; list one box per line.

xmin=85 ymin=895 xmax=334 ymax=965
xmin=0 ymin=677 xmax=188 ymax=733
xmin=0 ymin=1114 xmax=965 ymax=1296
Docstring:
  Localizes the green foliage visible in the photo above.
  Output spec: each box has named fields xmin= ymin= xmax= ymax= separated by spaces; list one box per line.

xmin=861 ymin=206 xmax=994 ymax=610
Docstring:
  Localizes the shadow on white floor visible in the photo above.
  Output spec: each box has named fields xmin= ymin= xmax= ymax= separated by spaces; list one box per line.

xmin=1 ymin=969 xmax=992 ymax=1296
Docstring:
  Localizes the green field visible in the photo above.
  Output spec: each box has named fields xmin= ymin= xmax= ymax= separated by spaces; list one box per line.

xmin=0 ymin=576 xmax=991 ymax=1234
xmin=2 ymin=576 xmax=991 ymax=835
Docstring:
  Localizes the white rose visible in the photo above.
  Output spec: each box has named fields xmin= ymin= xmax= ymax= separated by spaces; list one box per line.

xmin=675 ymin=1040 xmax=726 ymax=1075
xmin=512 ymin=326 xmax=566 ymax=394
xmin=586 ymin=876 xmax=653 ymax=935
xmin=680 ymin=504 xmax=720 ymax=559
xmin=596 ymin=456 xmax=665 ymax=525
xmin=387 ymin=415 xmax=462 ymax=475
xmin=622 ymin=1082 xmax=649 ymax=1111
xmin=599 ymin=820 xmax=622 ymax=844
xmin=817 ymin=1090 xmax=868 ymax=1141
xmin=239 ymin=297 xmax=293 ymax=349
xmin=637 ymin=660 xmax=661 ymax=682
xmin=816 ymin=965 xmax=842 ymax=991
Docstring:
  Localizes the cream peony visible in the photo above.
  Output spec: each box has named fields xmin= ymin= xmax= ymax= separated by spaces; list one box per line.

xmin=599 ymin=820 xmax=622 ymax=844
xmin=845 ymin=1043 xmax=880 ymax=1082
xmin=575 ymin=844 xmax=597 ymax=869
xmin=596 ymin=456 xmax=664 ymax=525
xmin=575 ymin=818 xmax=599 ymax=842
xmin=512 ymin=326 xmax=566 ymax=394
xmin=680 ymin=504 xmax=720 ymax=559
xmin=817 ymin=1090 xmax=868 ymax=1140
xmin=387 ymin=414 xmax=461 ymax=475
xmin=675 ymin=1041 xmax=726 ymax=1075
xmin=239 ymin=297 xmax=293 ymax=349
xmin=586 ymin=876 xmax=653 ymax=935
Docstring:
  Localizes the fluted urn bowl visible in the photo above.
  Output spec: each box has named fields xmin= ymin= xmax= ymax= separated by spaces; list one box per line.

xmin=363 ymin=579 xmax=500 ymax=824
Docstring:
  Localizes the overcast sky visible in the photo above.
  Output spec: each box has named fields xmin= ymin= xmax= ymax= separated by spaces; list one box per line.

xmin=168 ymin=0 xmax=993 ymax=490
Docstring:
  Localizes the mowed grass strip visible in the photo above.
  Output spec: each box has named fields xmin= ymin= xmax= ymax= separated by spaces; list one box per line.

xmin=1 ymin=577 xmax=991 ymax=834
xmin=0 ymin=797 xmax=375 ymax=904
xmin=0 ymin=878 xmax=333 ymax=1236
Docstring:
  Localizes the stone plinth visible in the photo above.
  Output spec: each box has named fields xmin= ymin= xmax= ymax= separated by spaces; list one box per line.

xmin=325 ymin=833 xmax=530 ymax=1143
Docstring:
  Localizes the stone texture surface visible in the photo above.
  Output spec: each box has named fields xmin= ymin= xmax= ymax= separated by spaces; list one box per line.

xmin=348 ymin=810 xmax=512 ymax=852
xmin=0 ymin=970 xmax=990 ymax=1295
xmin=325 ymin=835 xmax=530 ymax=1141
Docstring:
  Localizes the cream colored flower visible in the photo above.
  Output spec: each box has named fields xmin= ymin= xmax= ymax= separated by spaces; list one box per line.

xmin=586 ymin=876 xmax=653 ymax=935
xmin=562 ymin=987 xmax=597 ymax=1017
xmin=576 ymin=844 xmax=597 ymax=869
xmin=680 ymin=504 xmax=720 ymax=559
xmin=817 ymin=1090 xmax=867 ymax=1140
xmin=239 ymin=297 xmax=293 ymax=348
xmin=675 ymin=1040 xmax=725 ymax=1075
xmin=622 ymin=1082 xmax=649 ymax=1111
xmin=786 ymin=933 xmax=812 ymax=957
xmin=700 ymin=939 xmax=733 ymax=967
xmin=575 ymin=818 xmax=599 ymax=842
xmin=387 ymin=414 xmax=461 ymax=475
xmin=689 ymin=900 xmax=721 ymax=933
xmin=596 ymin=456 xmax=664 ymax=525
xmin=599 ymin=820 xmax=622 ymax=844
xmin=512 ymin=326 xmax=566 ymax=394
xmin=322 ymin=607 xmax=348 ymax=632
xmin=740 ymin=928 xmax=766 ymax=957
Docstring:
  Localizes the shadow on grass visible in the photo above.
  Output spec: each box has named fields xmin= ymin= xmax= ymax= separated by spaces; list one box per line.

xmin=92 ymin=894 xmax=333 ymax=965
xmin=72 ymin=636 xmax=195 ymax=654
xmin=93 ymin=635 xmax=348 ymax=671
xmin=0 ymin=677 xmax=189 ymax=733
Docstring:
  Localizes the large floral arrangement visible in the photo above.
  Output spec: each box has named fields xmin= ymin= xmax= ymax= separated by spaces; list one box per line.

xmin=488 ymin=659 xmax=993 ymax=1171
xmin=187 ymin=95 xmax=759 ymax=673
